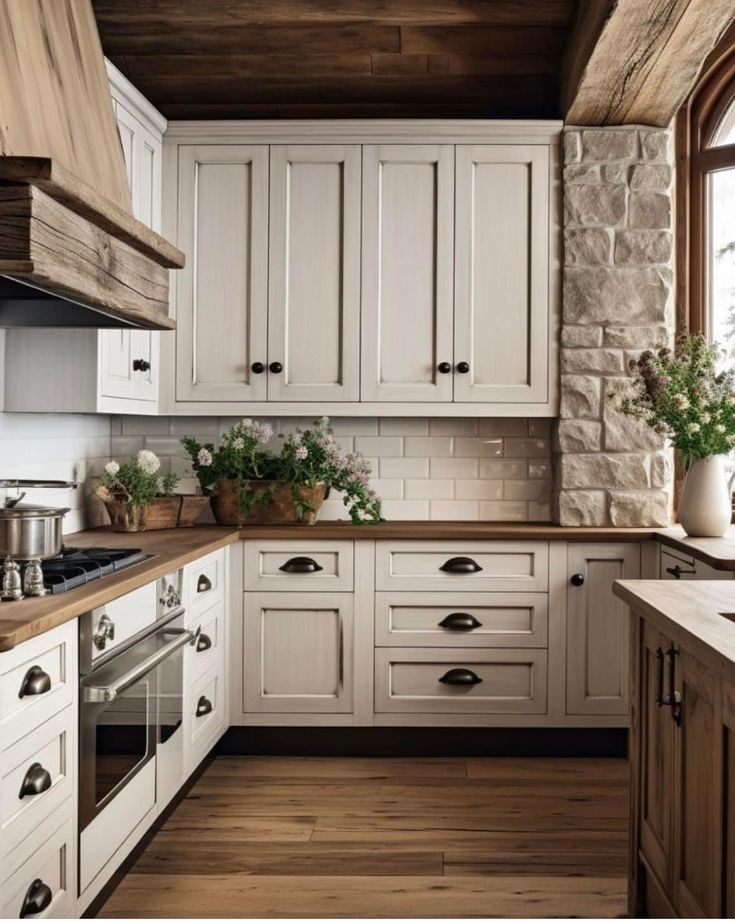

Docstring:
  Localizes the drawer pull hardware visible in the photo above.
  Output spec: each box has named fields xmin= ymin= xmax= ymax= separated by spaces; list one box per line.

xmin=19 ymin=762 xmax=51 ymax=799
xmin=18 ymin=665 xmax=51 ymax=698
xmin=93 ymin=613 xmax=115 ymax=651
xmin=439 ymin=612 xmax=482 ymax=631
xmin=269 ymin=361 xmax=283 ymax=373
xmin=197 ymin=574 xmax=212 ymax=593
xmin=655 ymin=647 xmax=665 ymax=706
xmin=667 ymin=645 xmax=682 ymax=725
xmin=279 ymin=556 xmax=324 ymax=574
xmin=665 ymin=564 xmax=696 ymax=579
xmin=439 ymin=668 xmax=483 ymax=686
xmin=196 ymin=695 xmax=213 ymax=717
xmin=196 ymin=632 xmax=212 ymax=652
xmin=456 ymin=361 xmax=470 ymax=374
xmin=251 ymin=361 xmax=265 ymax=374
xmin=440 ymin=556 xmax=482 ymax=574
xmin=132 ymin=358 xmax=151 ymax=372
xmin=19 ymin=879 xmax=52 ymax=918
xmin=570 ymin=573 xmax=585 ymax=587
xmin=437 ymin=361 xmax=452 ymax=374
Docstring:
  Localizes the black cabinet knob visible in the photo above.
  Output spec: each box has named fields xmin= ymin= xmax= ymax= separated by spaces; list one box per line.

xmin=456 ymin=361 xmax=470 ymax=374
xmin=132 ymin=358 xmax=151 ymax=372
xmin=439 ymin=668 xmax=483 ymax=686
xmin=196 ymin=696 xmax=213 ymax=717
xmin=437 ymin=362 xmax=452 ymax=374
xmin=269 ymin=361 xmax=283 ymax=374
xmin=19 ymin=762 xmax=51 ymax=799
xmin=251 ymin=362 xmax=265 ymax=374
xmin=279 ymin=556 xmax=323 ymax=574
xmin=20 ymin=879 xmax=53 ymax=918
xmin=196 ymin=633 xmax=212 ymax=653
xmin=18 ymin=665 xmax=51 ymax=699
xmin=570 ymin=573 xmax=585 ymax=587
xmin=440 ymin=556 xmax=483 ymax=574
xmin=438 ymin=612 xmax=482 ymax=631
xmin=197 ymin=574 xmax=212 ymax=593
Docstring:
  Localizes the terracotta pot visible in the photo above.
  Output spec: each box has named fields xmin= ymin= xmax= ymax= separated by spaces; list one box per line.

xmin=178 ymin=495 xmax=211 ymax=527
xmin=145 ymin=496 xmax=181 ymax=530
xmin=211 ymin=479 xmax=327 ymax=526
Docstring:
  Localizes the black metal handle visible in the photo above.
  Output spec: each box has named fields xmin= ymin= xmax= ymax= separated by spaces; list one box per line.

xmin=437 ymin=361 xmax=452 ymax=374
xmin=18 ymin=665 xmax=51 ymax=699
xmin=19 ymin=762 xmax=51 ymax=799
xmin=251 ymin=362 xmax=265 ymax=374
xmin=279 ymin=556 xmax=324 ymax=574
xmin=196 ymin=633 xmax=212 ymax=653
xmin=440 ymin=556 xmax=482 ymax=574
xmin=196 ymin=695 xmax=213 ymax=717
xmin=197 ymin=574 xmax=212 ymax=593
xmin=667 ymin=645 xmax=681 ymax=725
xmin=570 ymin=573 xmax=585 ymax=587
xmin=19 ymin=879 xmax=53 ymax=918
xmin=132 ymin=358 xmax=151 ymax=372
xmin=456 ymin=361 xmax=470 ymax=374
xmin=665 ymin=565 xmax=696 ymax=579
xmin=439 ymin=668 xmax=483 ymax=686
xmin=439 ymin=612 xmax=482 ymax=631
xmin=655 ymin=647 xmax=665 ymax=706
xmin=269 ymin=361 xmax=283 ymax=373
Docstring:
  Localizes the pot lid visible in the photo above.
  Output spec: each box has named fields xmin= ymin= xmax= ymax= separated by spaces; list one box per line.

xmin=0 ymin=503 xmax=70 ymax=518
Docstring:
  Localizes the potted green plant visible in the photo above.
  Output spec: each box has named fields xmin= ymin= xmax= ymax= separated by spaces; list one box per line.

xmin=182 ymin=417 xmax=381 ymax=526
xmin=621 ymin=334 xmax=735 ymax=536
xmin=94 ymin=449 xmax=163 ymax=532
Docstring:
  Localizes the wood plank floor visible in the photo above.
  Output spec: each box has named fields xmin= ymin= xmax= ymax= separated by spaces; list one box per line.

xmin=97 ymin=756 xmax=629 ymax=918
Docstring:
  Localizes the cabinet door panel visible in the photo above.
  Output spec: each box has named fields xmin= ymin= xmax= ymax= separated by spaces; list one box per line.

xmin=244 ymin=593 xmax=353 ymax=714
xmin=269 ymin=146 xmax=360 ymax=402
xmin=566 ymin=543 xmax=639 ymax=715
xmin=176 ymin=145 xmax=268 ymax=402
xmin=361 ymin=145 xmax=454 ymax=402
xmin=723 ymin=680 xmax=735 ymax=917
xmin=454 ymin=145 xmax=549 ymax=403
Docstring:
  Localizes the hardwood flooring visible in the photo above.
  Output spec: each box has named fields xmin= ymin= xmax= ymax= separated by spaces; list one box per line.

xmin=97 ymin=756 xmax=628 ymax=918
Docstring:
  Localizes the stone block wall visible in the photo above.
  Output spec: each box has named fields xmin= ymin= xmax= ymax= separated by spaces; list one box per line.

xmin=557 ymin=126 xmax=675 ymax=527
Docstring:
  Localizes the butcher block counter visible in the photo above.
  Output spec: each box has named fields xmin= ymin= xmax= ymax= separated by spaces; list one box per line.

xmin=0 ymin=520 xmax=657 ymax=652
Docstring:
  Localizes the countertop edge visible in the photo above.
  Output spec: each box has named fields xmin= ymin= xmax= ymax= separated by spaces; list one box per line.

xmin=653 ymin=529 xmax=735 ymax=570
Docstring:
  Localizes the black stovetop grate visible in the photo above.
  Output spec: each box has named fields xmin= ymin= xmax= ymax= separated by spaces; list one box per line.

xmin=41 ymin=546 xmax=148 ymax=594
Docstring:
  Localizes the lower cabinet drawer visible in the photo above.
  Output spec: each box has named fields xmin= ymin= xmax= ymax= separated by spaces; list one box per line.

xmin=374 ymin=648 xmax=548 ymax=714
xmin=185 ymin=670 xmax=226 ymax=775
xmin=187 ymin=601 xmax=225 ymax=684
xmin=375 ymin=592 xmax=548 ymax=648
xmin=2 ymin=810 xmax=75 ymax=919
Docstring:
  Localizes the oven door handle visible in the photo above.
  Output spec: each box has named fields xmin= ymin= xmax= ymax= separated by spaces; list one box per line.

xmin=83 ymin=628 xmax=196 ymax=703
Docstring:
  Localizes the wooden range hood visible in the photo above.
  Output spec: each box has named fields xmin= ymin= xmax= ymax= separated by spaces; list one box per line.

xmin=0 ymin=0 xmax=184 ymax=330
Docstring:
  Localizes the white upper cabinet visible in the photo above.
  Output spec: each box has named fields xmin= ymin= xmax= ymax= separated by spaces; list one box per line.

xmin=361 ymin=145 xmax=455 ymax=403
xmin=268 ymin=145 xmax=361 ymax=402
xmin=175 ymin=145 xmax=268 ymax=403
xmin=454 ymin=145 xmax=550 ymax=404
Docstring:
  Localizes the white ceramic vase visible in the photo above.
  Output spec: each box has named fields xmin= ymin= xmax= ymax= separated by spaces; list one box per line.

xmin=678 ymin=455 xmax=733 ymax=537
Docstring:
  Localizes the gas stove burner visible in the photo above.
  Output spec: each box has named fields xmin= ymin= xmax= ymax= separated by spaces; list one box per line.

xmin=40 ymin=547 xmax=148 ymax=595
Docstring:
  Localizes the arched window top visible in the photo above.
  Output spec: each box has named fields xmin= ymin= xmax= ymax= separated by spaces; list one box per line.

xmin=711 ymin=94 xmax=735 ymax=147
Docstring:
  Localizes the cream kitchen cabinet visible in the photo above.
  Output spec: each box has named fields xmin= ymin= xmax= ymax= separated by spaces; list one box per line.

xmin=3 ymin=61 xmax=164 ymax=415
xmin=163 ymin=121 xmax=560 ymax=417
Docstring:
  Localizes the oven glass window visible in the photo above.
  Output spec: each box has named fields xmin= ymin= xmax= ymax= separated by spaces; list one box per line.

xmin=94 ymin=677 xmax=151 ymax=804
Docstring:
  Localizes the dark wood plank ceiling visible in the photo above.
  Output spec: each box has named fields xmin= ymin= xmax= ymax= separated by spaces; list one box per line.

xmin=92 ymin=0 xmax=575 ymax=119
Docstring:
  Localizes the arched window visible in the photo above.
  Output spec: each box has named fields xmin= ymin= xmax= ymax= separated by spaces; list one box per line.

xmin=679 ymin=25 xmax=735 ymax=363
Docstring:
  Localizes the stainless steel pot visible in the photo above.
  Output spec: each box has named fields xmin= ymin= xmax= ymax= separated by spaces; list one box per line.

xmin=0 ymin=480 xmax=76 ymax=560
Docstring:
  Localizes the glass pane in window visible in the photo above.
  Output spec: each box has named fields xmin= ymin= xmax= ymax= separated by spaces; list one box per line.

xmin=712 ymin=96 xmax=735 ymax=146
xmin=709 ymin=168 xmax=735 ymax=368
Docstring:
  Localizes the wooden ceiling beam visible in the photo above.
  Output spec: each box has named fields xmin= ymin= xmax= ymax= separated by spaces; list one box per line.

xmin=562 ymin=0 xmax=735 ymax=126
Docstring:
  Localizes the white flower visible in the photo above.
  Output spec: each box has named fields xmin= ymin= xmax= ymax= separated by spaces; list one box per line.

xmin=320 ymin=416 xmax=330 ymax=426
xmin=700 ymin=413 xmax=711 ymax=424
xmin=716 ymin=424 xmax=727 ymax=434
xmin=296 ymin=445 xmax=308 ymax=460
xmin=242 ymin=418 xmax=253 ymax=428
xmin=233 ymin=437 xmax=245 ymax=450
xmin=688 ymin=423 xmax=700 ymax=434
xmin=137 ymin=449 xmax=161 ymax=475
xmin=672 ymin=394 xmax=690 ymax=410
xmin=104 ymin=460 xmax=120 ymax=477
xmin=197 ymin=448 xmax=213 ymax=467
xmin=257 ymin=423 xmax=273 ymax=444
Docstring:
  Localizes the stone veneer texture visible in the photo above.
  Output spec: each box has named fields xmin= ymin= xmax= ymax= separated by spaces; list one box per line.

xmin=112 ymin=416 xmax=553 ymax=522
xmin=557 ymin=125 xmax=675 ymax=527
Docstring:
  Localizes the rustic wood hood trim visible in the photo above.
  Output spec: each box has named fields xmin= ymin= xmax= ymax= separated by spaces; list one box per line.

xmin=0 ymin=184 xmax=175 ymax=330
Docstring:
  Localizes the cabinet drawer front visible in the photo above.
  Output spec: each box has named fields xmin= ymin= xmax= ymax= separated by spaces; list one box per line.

xmin=376 ymin=542 xmax=548 ymax=592
xmin=187 ymin=549 xmax=226 ymax=615
xmin=375 ymin=648 xmax=547 ymax=714
xmin=0 ymin=622 xmax=76 ymax=751
xmin=2 ymin=811 xmax=74 ymax=919
xmin=89 ymin=581 xmax=157 ymax=659
xmin=1 ymin=707 xmax=75 ymax=859
xmin=185 ymin=670 xmax=226 ymax=772
xmin=375 ymin=592 xmax=548 ymax=648
xmin=187 ymin=602 xmax=225 ymax=684
xmin=244 ymin=540 xmax=353 ymax=592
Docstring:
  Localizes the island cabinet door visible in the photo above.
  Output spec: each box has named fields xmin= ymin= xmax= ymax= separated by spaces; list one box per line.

xmin=638 ymin=623 xmax=676 ymax=899
xmin=672 ymin=647 xmax=722 ymax=919
xmin=361 ymin=145 xmax=455 ymax=403
xmin=244 ymin=593 xmax=354 ymax=714
xmin=566 ymin=543 xmax=639 ymax=716
xmin=454 ymin=145 xmax=550 ymax=404
xmin=722 ymin=680 xmax=735 ymax=917
xmin=268 ymin=146 xmax=361 ymax=402
xmin=176 ymin=145 xmax=268 ymax=403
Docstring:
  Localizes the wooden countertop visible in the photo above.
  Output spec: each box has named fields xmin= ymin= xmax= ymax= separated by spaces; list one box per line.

xmin=614 ymin=578 xmax=735 ymax=682
xmin=654 ymin=525 xmax=735 ymax=570
xmin=0 ymin=520 xmax=656 ymax=653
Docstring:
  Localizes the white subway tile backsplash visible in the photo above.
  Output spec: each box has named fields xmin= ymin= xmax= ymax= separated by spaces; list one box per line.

xmin=479 ymin=501 xmax=528 ymax=521
xmin=354 ymin=436 xmax=403 ymax=457
xmin=478 ymin=419 xmax=529 ymax=437
xmin=429 ymin=418 xmax=478 ymax=436
xmin=381 ymin=499 xmax=430 ymax=519
xmin=405 ymin=437 xmax=453 ymax=457
xmin=379 ymin=418 xmax=429 ymax=436
xmin=370 ymin=478 xmax=404 ymax=499
xmin=504 ymin=480 xmax=552 ymax=501
xmin=455 ymin=480 xmax=504 ymax=500
xmin=381 ymin=457 xmax=430 ymax=479
xmin=430 ymin=500 xmax=480 ymax=521
xmin=405 ymin=479 xmax=454 ymax=500
xmin=479 ymin=459 xmax=527 ymax=480
xmin=121 ymin=416 xmax=170 ymax=436
xmin=430 ymin=458 xmax=478 ymax=479
xmin=455 ymin=438 xmax=503 ymax=458
xmin=332 ymin=418 xmax=378 ymax=436
xmin=528 ymin=460 xmax=552 ymax=479
xmin=504 ymin=438 xmax=550 ymax=458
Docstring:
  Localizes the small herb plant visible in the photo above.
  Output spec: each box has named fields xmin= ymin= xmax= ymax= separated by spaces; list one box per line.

xmin=182 ymin=417 xmax=382 ymax=524
xmin=621 ymin=334 xmax=735 ymax=467
xmin=100 ymin=449 xmax=169 ymax=507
